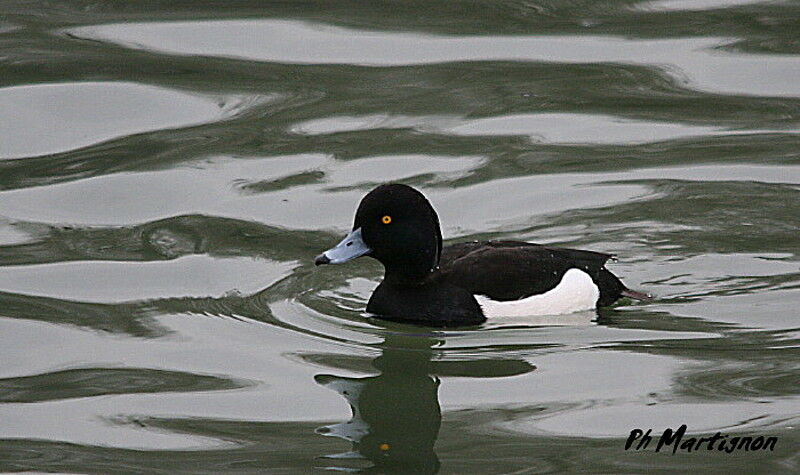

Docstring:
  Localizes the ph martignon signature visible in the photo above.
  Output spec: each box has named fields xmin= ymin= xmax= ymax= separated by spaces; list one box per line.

xmin=625 ymin=425 xmax=778 ymax=454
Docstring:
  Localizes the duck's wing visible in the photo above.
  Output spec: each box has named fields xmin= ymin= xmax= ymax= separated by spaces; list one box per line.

xmin=441 ymin=240 xmax=613 ymax=265
xmin=437 ymin=240 xmax=624 ymax=304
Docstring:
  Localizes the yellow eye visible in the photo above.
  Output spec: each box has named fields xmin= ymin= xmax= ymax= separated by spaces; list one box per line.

xmin=379 ymin=443 xmax=390 ymax=451
xmin=381 ymin=215 xmax=392 ymax=224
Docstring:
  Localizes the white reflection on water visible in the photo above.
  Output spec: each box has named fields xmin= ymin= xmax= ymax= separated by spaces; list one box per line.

xmin=293 ymin=113 xmax=724 ymax=144
xmin=0 ymin=255 xmax=292 ymax=303
xmin=0 ymin=82 xmax=262 ymax=159
xmin=640 ymin=0 xmax=769 ymax=12
xmin=442 ymin=113 xmax=722 ymax=144
xmin=0 ymin=314 xmax=350 ymax=448
xmin=291 ymin=114 xmax=461 ymax=135
xmin=1 ymin=163 xmax=797 ymax=234
xmin=68 ymin=20 xmax=800 ymax=96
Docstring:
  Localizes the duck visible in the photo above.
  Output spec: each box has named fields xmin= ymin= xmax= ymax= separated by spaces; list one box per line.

xmin=315 ymin=183 xmax=649 ymax=327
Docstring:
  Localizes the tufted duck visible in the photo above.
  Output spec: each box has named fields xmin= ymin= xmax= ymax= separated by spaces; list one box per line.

xmin=315 ymin=184 xmax=649 ymax=327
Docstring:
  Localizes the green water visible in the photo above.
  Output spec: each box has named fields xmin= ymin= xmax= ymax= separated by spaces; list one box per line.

xmin=1 ymin=0 xmax=799 ymax=472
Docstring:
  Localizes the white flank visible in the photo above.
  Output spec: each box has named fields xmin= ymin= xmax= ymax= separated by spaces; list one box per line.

xmin=475 ymin=268 xmax=600 ymax=317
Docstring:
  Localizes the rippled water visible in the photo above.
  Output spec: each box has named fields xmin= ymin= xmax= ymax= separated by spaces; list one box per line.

xmin=1 ymin=1 xmax=799 ymax=472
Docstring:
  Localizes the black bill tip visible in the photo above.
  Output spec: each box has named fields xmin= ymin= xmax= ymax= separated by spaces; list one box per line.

xmin=314 ymin=253 xmax=331 ymax=266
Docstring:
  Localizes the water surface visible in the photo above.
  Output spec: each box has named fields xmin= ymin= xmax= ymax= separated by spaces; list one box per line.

xmin=1 ymin=0 xmax=799 ymax=472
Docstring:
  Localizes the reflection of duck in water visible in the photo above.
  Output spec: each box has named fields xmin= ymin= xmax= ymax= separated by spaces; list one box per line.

xmin=314 ymin=335 xmax=535 ymax=472
xmin=315 ymin=342 xmax=441 ymax=472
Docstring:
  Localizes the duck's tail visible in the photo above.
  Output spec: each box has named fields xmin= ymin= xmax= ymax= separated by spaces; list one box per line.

xmin=621 ymin=288 xmax=653 ymax=301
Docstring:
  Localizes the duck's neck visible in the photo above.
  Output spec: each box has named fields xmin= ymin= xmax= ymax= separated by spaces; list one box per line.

xmin=377 ymin=229 xmax=441 ymax=286
xmin=382 ymin=260 xmax=436 ymax=287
